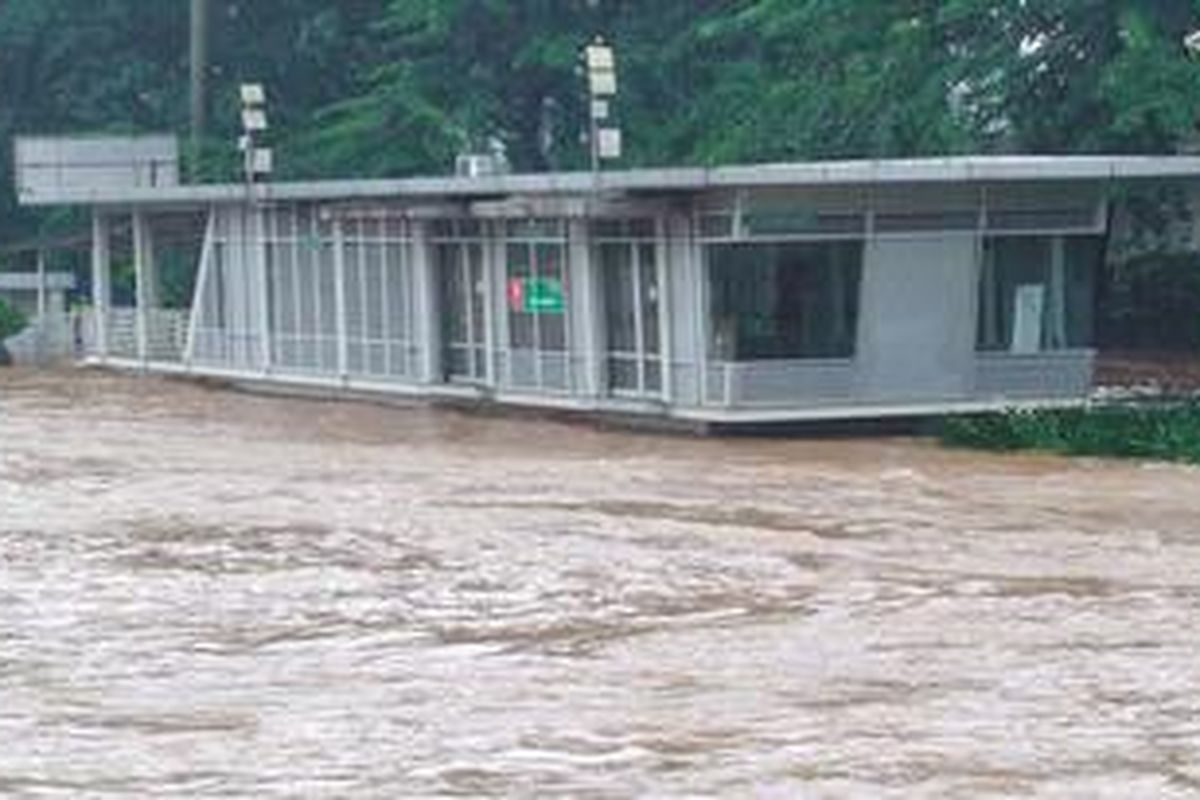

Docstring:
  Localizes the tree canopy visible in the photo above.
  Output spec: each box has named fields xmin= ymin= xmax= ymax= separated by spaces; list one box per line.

xmin=2 ymin=0 xmax=1200 ymax=238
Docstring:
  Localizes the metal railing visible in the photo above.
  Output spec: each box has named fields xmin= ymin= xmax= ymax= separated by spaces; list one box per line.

xmin=701 ymin=359 xmax=858 ymax=408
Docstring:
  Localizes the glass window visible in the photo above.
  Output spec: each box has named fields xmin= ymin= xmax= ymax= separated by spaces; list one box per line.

xmin=536 ymin=243 xmax=567 ymax=351
xmin=506 ymin=219 xmax=564 ymax=239
xmin=507 ymin=243 xmax=536 ymax=349
xmin=708 ymin=241 xmax=863 ymax=361
xmin=743 ymin=211 xmax=866 ymax=237
xmin=600 ymin=240 xmax=661 ymax=397
xmin=437 ymin=245 xmax=468 ymax=344
xmin=506 ymin=240 xmax=568 ymax=353
xmin=607 ymin=358 xmax=639 ymax=392
xmin=601 ymin=245 xmax=637 ymax=353
xmin=977 ymin=236 xmax=1100 ymax=352
xmin=875 ymin=210 xmax=978 ymax=233
xmin=699 ymin=214 xmax=734 ymax=239
xmin=639 ymin=244 xmax=660 ymax=355
xmin=592 ymin=220 xmax=626 ymax=240
xmin=385 ymin=218 xmax=409 ymax=240
xmin=591 ymin=218 xmax=656 ymax=240
xmin=431 ymin=219 xmax=481 ymax=240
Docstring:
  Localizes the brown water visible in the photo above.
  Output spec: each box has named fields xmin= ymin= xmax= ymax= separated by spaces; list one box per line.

xmin=2 ymin=369 xmax=1199 ymax=799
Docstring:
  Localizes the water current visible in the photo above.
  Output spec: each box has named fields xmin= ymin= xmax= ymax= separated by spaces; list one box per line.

xmin=2 ymin=369 xmax=1199 ymax=798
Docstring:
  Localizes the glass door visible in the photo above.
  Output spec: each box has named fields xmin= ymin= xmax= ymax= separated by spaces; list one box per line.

xmin=505 ymin=220 xmax=570 ymax=392
xmin=599 ymin=238 xmax=662 ymax=398
xmin=435 ymin=240 xmax=487 ymax=384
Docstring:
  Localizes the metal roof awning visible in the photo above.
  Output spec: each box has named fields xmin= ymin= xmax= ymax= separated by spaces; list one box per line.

xmin=17 ymin=155 xmax=1200 ymax=209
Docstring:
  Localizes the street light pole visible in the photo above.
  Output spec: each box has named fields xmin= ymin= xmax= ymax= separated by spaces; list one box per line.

xmin=239 ymin=84 xmax=272 ymax=190
xmin=584 ymin=37 xmax=621 ymax=173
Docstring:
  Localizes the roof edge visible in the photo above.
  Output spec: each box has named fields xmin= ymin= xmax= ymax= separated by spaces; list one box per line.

xmin=19 ymin=155 xmax=1200 ymax=208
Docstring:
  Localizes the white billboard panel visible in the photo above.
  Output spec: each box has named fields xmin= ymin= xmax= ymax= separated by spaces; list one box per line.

xmin=14 ymin=135 xmax=180 ymax=202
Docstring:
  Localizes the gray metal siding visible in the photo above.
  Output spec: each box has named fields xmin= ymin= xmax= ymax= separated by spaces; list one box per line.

xmin=107 ymin=179 xmax=1111 ymax=421
xmin=856 ymin=236 xmax=978 ymax=402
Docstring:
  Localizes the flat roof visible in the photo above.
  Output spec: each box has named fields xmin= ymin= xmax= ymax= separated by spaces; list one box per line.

xmin=18 ymin=154 xmax=1200 ymax=208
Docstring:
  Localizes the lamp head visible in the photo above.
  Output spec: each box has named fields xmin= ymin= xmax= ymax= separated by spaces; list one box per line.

xmin=1185 ymin=29 xmax=1200 ymax=56
xmin=240 ymin=83 xmax=266 ymax=106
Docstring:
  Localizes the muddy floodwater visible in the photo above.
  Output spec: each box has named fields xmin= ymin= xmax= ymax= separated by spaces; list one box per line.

xmin=2 ymin=369 xmax=1199 ymax=798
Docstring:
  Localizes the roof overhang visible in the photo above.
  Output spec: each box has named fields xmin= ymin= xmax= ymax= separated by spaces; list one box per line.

xmin=19 ymin=155 xmax=1200 ymax=209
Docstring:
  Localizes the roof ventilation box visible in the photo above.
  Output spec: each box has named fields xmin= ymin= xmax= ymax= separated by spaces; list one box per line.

xmin=455 ymin=153 xmax=509 ymax=179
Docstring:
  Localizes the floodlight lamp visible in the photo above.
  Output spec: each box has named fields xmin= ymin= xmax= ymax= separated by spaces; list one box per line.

xmin=250 ymin=147 xmax=274 ymax=176
xmin=586 ymin=44 xmax=615 ymax=71
xmin=240 ymin=83 xmax=266 ymax=106
xmin=242 ymin=108 xmax=269 ymax=132
xmin=1187 ymin=30 xmax=1200 ymax=55
xmin=597 ymin=127 xmax=622 ymax=160
xmin=589 ymin=70 xmax=618 ymax=97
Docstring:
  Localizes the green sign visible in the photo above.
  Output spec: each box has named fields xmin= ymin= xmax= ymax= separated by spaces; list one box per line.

xmin=509 ymin=277 xmax=565 ymax=314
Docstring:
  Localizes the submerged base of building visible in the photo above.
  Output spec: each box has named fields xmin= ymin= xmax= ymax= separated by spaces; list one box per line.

xmin=85 ymin=354 xmax=1092 ymax=436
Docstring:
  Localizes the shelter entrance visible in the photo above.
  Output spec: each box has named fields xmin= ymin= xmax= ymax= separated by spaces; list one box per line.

xmin=503 ymin=220 xmax=571 ymax=392
xmin=433 ymin=226 xmax=488 ymax=385
xmin=595 ymin=220 xmax=662 ymax=398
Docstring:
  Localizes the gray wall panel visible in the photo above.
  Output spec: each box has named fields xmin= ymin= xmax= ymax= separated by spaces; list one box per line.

xmin=665 ymin=214 xmax=702 ymax=406
xmin=857 ymin=236 xmax=977 ymax=402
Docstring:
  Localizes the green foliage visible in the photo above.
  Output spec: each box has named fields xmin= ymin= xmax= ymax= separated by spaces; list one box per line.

xmin=1101 ymin=252 xmax=1200 ymax=350
xmin=941 ymin=403 xmax=1200 ymax=464
xmin=943 ymin=0 xmax=1200 ymax=153
xmin=0 ymin=297 xmax=28 ymax=341
xmin=0 ymin=0 xmax=1195 ymax=253
xmin=3 ymin=2 xmax=1200 ymax=200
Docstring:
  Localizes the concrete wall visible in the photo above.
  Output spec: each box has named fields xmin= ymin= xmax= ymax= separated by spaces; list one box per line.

xmin=665 ymin=213 xmax=703 ymax=406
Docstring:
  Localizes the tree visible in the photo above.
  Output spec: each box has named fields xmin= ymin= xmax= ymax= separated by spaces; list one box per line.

xmin=945 ymin=0 xmax=1200 ymax=153
xmin=0 ymin=297 xmax=28 ymax=339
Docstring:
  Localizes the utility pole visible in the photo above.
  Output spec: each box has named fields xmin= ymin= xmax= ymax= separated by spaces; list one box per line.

xmin=190 ymin=0 xmax=210 ymax=178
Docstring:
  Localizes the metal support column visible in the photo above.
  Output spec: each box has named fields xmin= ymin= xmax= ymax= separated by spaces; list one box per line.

xmin=569 ymin=218 xmax=601 ymax=397
xmin=91 ymin=212 xmax=111 ymax=362
xmin=133 ymin=209 xmax=155 ymax=365
xmin=655 ymin=216 xmax=673 ymax=404
xmin=254 ymin=205 xmax=272 ymax=373
xmin=35 ymin=248 xmax=48 ymax=363
xmin=36 ymin=249 xmax=47 ymax=321
xmin=489 ymin=222 xmax=508 ymax=390
xmin=183 ymin=208 xmax=217 ymax=367
xmin=332 ymin=218 xmax=349 ymax=382
xmin=411 ymin=220 xmax=440 ymax=384
xmin=665 ymin=213 xmax=701 ymax=406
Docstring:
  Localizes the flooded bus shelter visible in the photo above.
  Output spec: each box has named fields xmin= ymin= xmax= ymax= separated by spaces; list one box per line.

xmin=18 ymin=151 xmax=1200 ymax=424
